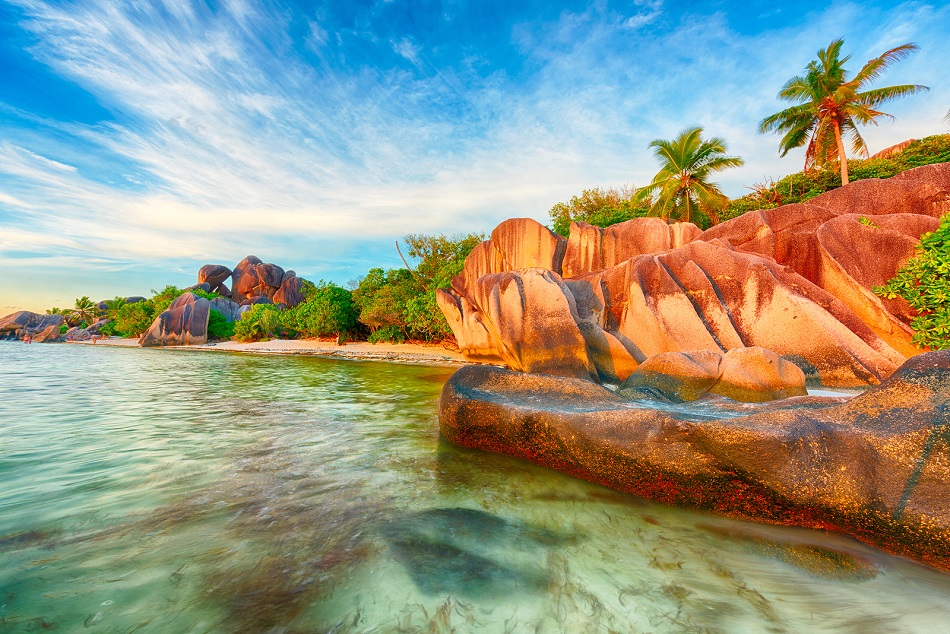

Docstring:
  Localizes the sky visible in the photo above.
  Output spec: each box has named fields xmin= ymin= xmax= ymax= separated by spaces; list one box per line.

xmin=1 ymin=0 xmax=948 ymax=312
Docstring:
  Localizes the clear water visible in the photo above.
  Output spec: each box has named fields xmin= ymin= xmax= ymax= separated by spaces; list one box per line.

xmin=2 ymin=342 xmax=950 ymax=633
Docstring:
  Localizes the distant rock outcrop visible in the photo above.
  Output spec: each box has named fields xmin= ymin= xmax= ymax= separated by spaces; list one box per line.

xmin=439 ymin=351 xmax=950 ymax=573
xmin=0 ymin=311 xmax=65 ymax=342
xmin=194 ymin=257 xmax=306 ymax=309
xmin=139 ymin=292 xmax=210 ymax=347
xmin=438 ymin=164 xmax=950 ymax=386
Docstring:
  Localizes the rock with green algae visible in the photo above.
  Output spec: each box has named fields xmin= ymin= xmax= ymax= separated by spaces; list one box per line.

xmin=439 ymin=350 xmax=950 ymax=572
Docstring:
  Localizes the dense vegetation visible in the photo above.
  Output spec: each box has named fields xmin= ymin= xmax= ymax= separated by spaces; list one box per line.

xmin=875 ymin=214 xmax=950 ymax=350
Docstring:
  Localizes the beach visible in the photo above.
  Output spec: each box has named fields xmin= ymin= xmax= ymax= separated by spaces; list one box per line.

xmin=67 ymin=336 xmax=469 ymax=366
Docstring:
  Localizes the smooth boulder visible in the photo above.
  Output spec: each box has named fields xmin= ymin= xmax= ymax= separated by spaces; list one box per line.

xmin=139 ymin=292 xmax=210 ymax=347
xmin=710 ymin=346 xmax=807 ymax=402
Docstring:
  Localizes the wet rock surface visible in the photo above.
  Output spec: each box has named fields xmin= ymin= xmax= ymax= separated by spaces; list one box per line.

xmin=439 ymin=350 xmax=950 ymax=572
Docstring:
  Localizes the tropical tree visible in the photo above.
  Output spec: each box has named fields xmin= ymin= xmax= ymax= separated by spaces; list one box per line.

xmin=103 ymin=296 xmax=127 ymax=320
xmin=634 ymin=126 xmax=744 ymax=226
xmin=759 ymin=39 xmax=928 ymax=186
xmin=70 ymin=296 xmax=99 ymax=327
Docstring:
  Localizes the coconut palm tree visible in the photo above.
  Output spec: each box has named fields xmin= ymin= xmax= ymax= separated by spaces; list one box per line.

xmin=103 ymin=296 xmax=127 ymax=320
xmin=759 ymin=39 xmax=928 ymax=186
xmin=71 ymin=296 xmax=99 ymax=327
xmin=634 ymin=126 xmax=744 ymax=226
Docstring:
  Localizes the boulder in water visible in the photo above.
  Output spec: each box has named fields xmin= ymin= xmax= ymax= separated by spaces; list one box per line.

xmin=439 ymin=350 xmax=950 ymax=572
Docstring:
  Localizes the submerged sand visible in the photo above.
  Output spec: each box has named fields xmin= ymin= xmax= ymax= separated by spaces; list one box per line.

xmin=68 ymin=337 xmax=469 ymax=367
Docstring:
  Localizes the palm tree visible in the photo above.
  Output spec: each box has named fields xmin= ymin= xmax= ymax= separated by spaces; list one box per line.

xmin=103 ymin=296 xmax=127 ymax=320
xmin=759 ymin=39 xmax=928 ymax=186
xmin=71 ymin=296 xmax=99 ymax=327
xmin=634 ymin=126 xmax=744 ymax=226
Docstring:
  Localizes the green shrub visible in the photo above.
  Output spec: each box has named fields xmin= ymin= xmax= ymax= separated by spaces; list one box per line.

xmin=112 ymin=302 xmax=156 ymax=337
xmin=350 ymin=233 xmax=482 ymax=342
xmin=283 ymin=282 xmax=357 ymax=338
xmin=874 ymin=214 xmax=950 ymax=349
xmin=368 ymin=325 xmax=406 ymax=344
xmin=98 ymin=321 xmax=117 ymax=336
xmin=207 ymin=309 xmax=235 ymax=340
xmin=233 ymin=304 xmax=283 ymax=342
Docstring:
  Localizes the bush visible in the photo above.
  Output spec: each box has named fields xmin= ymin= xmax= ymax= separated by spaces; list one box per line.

xmin=283 ymin=282 xmax=357 ymax=338
xmin=874 ymin=214 xmax=950 ymax=349
xmin=112 ymin=302 xmax=157 ymax=337
xmin=233 ymin=304 xmax=283 ymax=342
xmin=368 ymin=325 xmax=405 ymax=344
xmin=207 ymin=309 xmax=235 ymax=340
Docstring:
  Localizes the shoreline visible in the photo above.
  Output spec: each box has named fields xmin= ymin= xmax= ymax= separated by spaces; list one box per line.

xmin=66 ymin=336 xmax=470 ymax=367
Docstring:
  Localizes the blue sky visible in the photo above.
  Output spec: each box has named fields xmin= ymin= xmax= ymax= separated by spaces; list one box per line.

xmin=1 ymin=0 xmax=948 ymax=312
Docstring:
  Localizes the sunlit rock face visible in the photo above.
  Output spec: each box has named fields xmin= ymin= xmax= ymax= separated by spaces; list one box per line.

xmin=139 ymin=292 xmax=210 ymax=347
xmin=617 ymin=347 xmax=807 ymax=404
xmin=439 ymin=351 xmax=950 ymax=572
xmin=438 ymin=165 xmax=950 ymax=386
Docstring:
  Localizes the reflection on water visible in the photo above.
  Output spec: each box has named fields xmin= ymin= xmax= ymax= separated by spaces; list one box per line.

xmin=1 ymin=342 xmax=950 ymax=632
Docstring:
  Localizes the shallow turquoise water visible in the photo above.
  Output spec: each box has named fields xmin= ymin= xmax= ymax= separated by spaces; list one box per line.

xmin=2 ymin=341 xmax=950 ymax=633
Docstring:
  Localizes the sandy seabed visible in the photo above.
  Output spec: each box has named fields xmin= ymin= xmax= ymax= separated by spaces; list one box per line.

xmin=68 ymin=336 xmax=469 ymax=367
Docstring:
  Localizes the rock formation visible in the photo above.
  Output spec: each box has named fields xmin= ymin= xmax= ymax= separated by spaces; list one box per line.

xmin=438 ymin=164 xmax=950 ymax=386
xmin=618 ymin=347 xmax=806 ymax=403
xmin=0 ymin=311 xmax=65 ymax=342
xmin=139 ymin=292 xmax=210 ymax=347
xmin=198 ymin=264 xmax=232 ymax=295
xmin=195 ymin=257 xmax=305 ymax=308
xmin=439 ymin=351 xmax=950 ymax=573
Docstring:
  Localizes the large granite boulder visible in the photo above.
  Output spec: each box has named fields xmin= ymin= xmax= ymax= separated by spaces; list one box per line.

xmin=814 ymin=213 xmax=938 ymax=356
xmin=226 ymin=256 xmax=305 ymax=308
xmin=139 ymin=292 xmax=210 ymax=347
xmin=273 ymin=275 xmax=305 ymax=308
xmin=618 ymin=347 xmax=806 ymax=403
xmin=209 ymin=297 xmax=241 ymax=322
xmin=198 ymin=264 xmax=232 ymax=293
xmin=710 ymin=346 xmax=807 ymax=402
xmin=232 ymin=256 xmax=285 ymax=301
xmin=441 ymin=268 xmax=596 ymax=379
xmin=0 ymin=311 xmax=65 ymax=341
xmin=619 ymin=350 xmax=722 ymax=402
xmin=439 ymin=351 xmax=950 ymax=572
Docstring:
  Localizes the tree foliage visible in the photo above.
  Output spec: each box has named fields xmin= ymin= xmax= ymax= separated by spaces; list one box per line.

xmin=547 ymin=186 xmax=648 ymax=236
xmin=284 ymin=282 xmax=358 ymax=339
xmin=70 ymin=296 xmax=99 ymax=327
xmin=635 ymin=126 xmax=743 ymax=226
xmin=875 ymin=215 xmax=950 ymax=350
xmin=759 ymin=39 xmax=927 ymax=185
xmin=351 ymin=232 xmax=483 ymax=342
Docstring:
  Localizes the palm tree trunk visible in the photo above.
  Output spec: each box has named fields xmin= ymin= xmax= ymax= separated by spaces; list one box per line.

xmin=833 ymin=120 xmax=849 ymax=186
